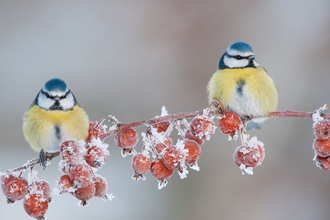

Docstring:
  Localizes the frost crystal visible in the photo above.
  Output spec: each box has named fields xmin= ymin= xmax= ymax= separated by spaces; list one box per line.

xmin=239 ymin=164 xmax=254 ymax=175
xmin=312 ymin=104 xmax=328 ymax=127
xmin=157 ymin=179 xmax=168 ymax=190
xmin=161 ymin=106 xmax=169 ymax=116
xmin=247 ymin=136 xmax=264 ymax=149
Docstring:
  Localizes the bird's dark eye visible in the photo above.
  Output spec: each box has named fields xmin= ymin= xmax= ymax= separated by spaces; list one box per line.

xmin=59 ymin=91 xmax=70 ymax=99
xmin=234 ymin=55 xmax=244 ymax=60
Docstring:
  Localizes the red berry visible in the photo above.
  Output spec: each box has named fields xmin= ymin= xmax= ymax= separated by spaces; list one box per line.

xmin=151 ymin=159 xmax=173 ymax=181
xmin=72 ymin=184 xmax=96 ymax=205
xmin=218 ymin=112 xmax=242 ymax=135
xmin=313 ymin=138 xmax=330 ymax=157
xmin=152 ymin=121 xmax=171 ymax=133
xmin=234 ymin=144 xmax=265 ymax=168
xmin=85 ymin=146 xmax=107 ymax=168
xmin=154 ymin=137 xmax=173 ymax=154
xmin=56 ymin=174 xmax=73 ymax=194
xmin=1 ymin=173 xmax=28 ymax=203
xmin=23 ymin=193 xmax=48 ymax=219
xmin=35 ymin=180 xmax=51 ymax=201
xmin=184 ymin=130 xmax=205 ymax=145
xmin=70 ymin=164 xmax=94 ymax=188
xmin=190 ymin=115 xmax=215 ymax=141
xmin=132 ymin=153 xmax=152 ymax=174
xmin=183 ymin=139 xmax=201 ymax=164
xmin=114 ymin=128 xmax=139 ymax=149
xmin=94 ymin=176 xmax=108 ymax=199
xmin=86 ymin=121 xmax=106 ymax=142
xmin=60 ymin=140 xmax=84 ymax=165
xmin=315 ymin=156 xmax=330 ymax=170
xmin=314 ymin=120 xmax=330 ymax=140
xmin=162 ymin=147 xmax=184 ymax=170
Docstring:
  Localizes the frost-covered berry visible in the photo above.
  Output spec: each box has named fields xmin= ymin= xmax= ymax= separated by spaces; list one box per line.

xmin=72 ymin=184 xmax=96 ymax=205
xmin=85 ymin=145 xmax=107 ymax=168
xmin=162 ymin=147 xmax=184 ymax=170
xmin=70 ymin=164 xmax=94 ymax=188
xmin=154 ymin=137 xmax=173 ymax=154
xmin=313 ymin=120 xmax=330 ymax=140
xmin=315 ymin=156 xmax=330 ymax=170
xmin=152 ymin=121 xmax=171 ymax=133
xmin=189 ymin=115 xmax=215 ymax=141
xmin=132 ymin=153 xmax=152 ymax=175
xmin=35 ymin=180 xmax=51 ymax=202
xmin=56 ymin=174 xmax=73 ymax=194
xmin=151 ymin=159 xmax=173 ymax=181
xmin=313 ymin=138 xmax=330 ymax=157
xmin=60 ymin=140 xmax=85 ymax=165
xmin=218 ymin=112 xmax=242 ymax=135
xmin=94 ymin=175 xmax=108 ymax=199
xmin=234 ymin=144 xmax=265 ymax=170
xmin=1 ymin=173 xmax=28 ymax=203
xmin=23 ymin=193 xmax=48 ymax=219
xmin=86 ymin=121 xmax=107 ymax=142
xmin=183 ymin=139 xmax=201 ymax=164
xmin=114 ymin=128 xmax=139 ymax=149
xmin=184 ymin=130 xmax=205 ymax=145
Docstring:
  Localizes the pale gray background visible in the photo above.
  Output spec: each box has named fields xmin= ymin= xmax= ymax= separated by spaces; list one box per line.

xmin=1 ymin=1 xmax=330 ymax=219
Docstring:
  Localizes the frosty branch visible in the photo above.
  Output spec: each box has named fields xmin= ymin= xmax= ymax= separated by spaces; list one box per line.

xmin=1 ymin=103 xmax=330 ymax=220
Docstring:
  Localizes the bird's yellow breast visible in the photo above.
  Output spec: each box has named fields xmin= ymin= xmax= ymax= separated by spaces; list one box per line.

xmin=23 ymin=105 xmax=89 ymax=152
xmin=207 ymin=67 xmax=278 ymax=116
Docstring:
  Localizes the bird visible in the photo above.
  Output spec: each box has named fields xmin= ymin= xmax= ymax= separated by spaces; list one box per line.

xmin=207 ymin=41 xmax=278 ymax=130
xmin=23 ymin=78 xmax=89 ymax=167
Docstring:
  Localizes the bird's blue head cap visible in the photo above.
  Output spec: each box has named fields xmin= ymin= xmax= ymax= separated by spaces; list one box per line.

xmin=228 ymin=42 xmax=253 ymax=54
xmin=218 ymin=41 xmax=255 ymax=69
xmin=43 ymin=78 xmax=68 ymax=93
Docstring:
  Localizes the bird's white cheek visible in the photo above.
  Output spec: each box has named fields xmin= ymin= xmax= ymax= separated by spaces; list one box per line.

xmin=37 ymin=93 xmax=54 ymax=110
xmin=224 ymin=56 xmax=249 ymax=68
xmin=60 ymin=94 xmax=75 ymax=110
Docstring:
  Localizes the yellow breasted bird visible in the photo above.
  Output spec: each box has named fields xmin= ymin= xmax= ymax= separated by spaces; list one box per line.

xmin=207 ymin=42 xmax=278 ymax=130
xmin=23 ymin=78 xmax=89 ymax=166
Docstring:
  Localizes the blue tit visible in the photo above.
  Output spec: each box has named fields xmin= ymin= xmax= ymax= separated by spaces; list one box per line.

xmin=23 ymin=78 xmax=89 ymax=162
xmin=207 ymin=41 xmax=278 ymax=130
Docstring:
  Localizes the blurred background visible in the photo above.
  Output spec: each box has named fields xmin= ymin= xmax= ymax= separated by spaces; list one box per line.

xmin=0 ymin=0 xmax=330 ymax=219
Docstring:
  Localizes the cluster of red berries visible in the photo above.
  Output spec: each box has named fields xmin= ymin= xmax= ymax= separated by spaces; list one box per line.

xmin=313 ymin=119 xmax=330 ymax=170
xmin=217 ymin=112 xmax=265 ymax=175
xmin=112 ymin=114 xmax=215 ymax=189
xmin=55 ymin=121 xmax=111 ymax=206
xmin=1 ymin=171 xmax=51 ymax=220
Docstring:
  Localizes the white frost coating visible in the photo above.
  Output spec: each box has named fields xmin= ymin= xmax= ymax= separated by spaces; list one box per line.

xmin=89 ymin=138 xmax=110 ymax=156
xmin=247 ymin=136 xmax=264 ymax=149
xmin=239 ymin=164 xmax=254 ymax=175
xmin=239 ymin=147 xmax=250 ymax=154
xmin=27 ymin=170 xmax=39 ymax=185
xmin=175 ymin=139 xmax=188 ymax=156
xmin=150 ymin=126 xmax=167 ymax=144
xmin=161 ymin=106 xmax=169 ymax=116
xmin=189 ymin=162 xmax=200 ymax=171
xmin=312 ymin=104 xmax=328 ymax=127
xmin=178 ymin=165 xmax=189 ymax=179
xmin=228 ymin=132 xmax=239 ymax=141
xmin=174 ymin=140 xmax=189 ymax=179
xmin=141 ymin=132 xmax=155 ymax=158
xmin=158 ymin=179 xmax=168 ymax=190
xmin=102 ymin=193 xmax=115 ymax=202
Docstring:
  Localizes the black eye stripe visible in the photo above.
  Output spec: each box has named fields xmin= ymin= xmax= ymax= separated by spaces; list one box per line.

xmin=41 ymin=90 xmax=70 ymax=99
xmin=230 ymin=55 xmax=247 ymax=60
